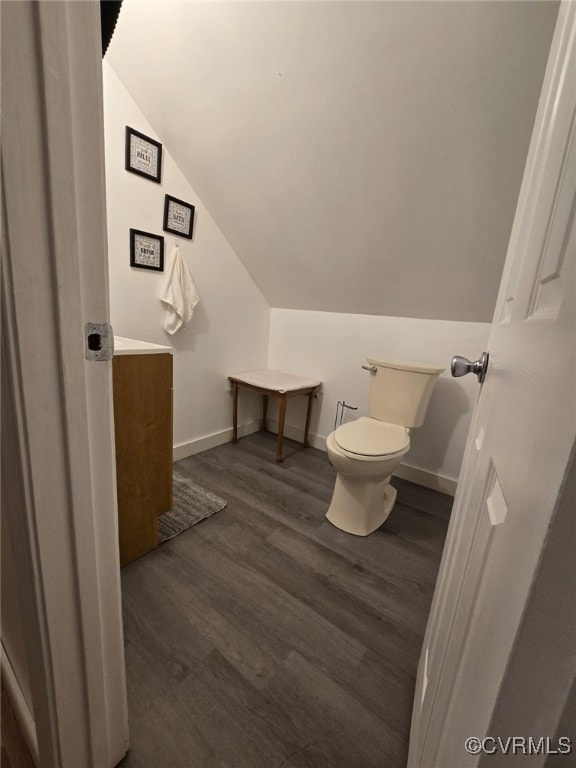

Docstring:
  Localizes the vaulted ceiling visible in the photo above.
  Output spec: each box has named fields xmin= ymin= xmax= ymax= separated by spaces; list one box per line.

xmin=107 ymin=1 xmax=557 ymax=321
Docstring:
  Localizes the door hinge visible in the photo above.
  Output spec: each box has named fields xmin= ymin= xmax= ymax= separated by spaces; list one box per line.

xmin=85 ymin=322 xmax=114 ymax=361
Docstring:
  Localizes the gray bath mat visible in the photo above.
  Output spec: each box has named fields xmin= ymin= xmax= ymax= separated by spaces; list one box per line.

xmin=158 ymin=471 xmax=227 ymax=543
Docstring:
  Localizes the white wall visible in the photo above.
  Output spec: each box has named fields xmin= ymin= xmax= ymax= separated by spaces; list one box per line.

xmin=104 ymin=62 xmax=491 ymax=492
xmin=268 ymin=309 xmax=490 ymax=490
xmin=103 ymin=63 xmax=270 ymax=453
xmin=107 ymin=1 xmax=558 ymax=322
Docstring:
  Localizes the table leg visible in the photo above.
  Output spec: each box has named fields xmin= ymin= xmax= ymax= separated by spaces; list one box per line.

xmin=304 ymin=391 xmax=314 ymax=448
xmin=261 ymin=394 xmax=269 ymax=433
xmin=232 ymin=381 xmax=238 ymax=443
xmin=277 ymin=394 xmax=287 ymax=463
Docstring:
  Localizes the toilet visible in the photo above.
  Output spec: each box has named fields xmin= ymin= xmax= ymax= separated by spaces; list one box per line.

xmin=325 ymin=357 xmax=444 ymax=536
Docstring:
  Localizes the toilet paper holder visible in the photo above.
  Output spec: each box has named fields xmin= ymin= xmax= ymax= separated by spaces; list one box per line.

xmin=334 ymin=400 xmax=358 ymax=431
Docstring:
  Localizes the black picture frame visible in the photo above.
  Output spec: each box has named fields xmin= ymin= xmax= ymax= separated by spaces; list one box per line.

xmin=125 ymin=126 xmax=162 ymax=183
xmin=163 ymin=194 xmax=195 ymax=239
xmin=130 ymin=229 xmax=164 ymax=272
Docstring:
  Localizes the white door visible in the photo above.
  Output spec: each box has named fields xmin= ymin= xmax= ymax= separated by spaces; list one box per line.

xmin=408 ymin=4 xmax=576 ymax=766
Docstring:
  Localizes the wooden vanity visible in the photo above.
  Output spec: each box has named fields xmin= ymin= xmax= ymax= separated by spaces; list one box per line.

xmin=112 ymin=337 xmax=173 ymax=567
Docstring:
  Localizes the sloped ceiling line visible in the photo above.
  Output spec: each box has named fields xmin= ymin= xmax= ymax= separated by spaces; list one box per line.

xmin=107 ymin=0 xmax=558 ymax=322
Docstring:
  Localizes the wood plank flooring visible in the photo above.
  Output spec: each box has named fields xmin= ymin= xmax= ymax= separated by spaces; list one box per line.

xmin=118 ymin=433 xmax=452 ymax=768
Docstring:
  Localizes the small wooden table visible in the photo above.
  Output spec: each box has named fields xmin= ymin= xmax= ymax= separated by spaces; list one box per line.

xmin=228 ymin=370 xmax=322 ymax=463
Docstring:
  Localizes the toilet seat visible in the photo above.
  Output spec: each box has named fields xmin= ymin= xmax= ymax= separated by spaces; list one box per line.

xmin=334 ymin=417 xmax=409 ymax=459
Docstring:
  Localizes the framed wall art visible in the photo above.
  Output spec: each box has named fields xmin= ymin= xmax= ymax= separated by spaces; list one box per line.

xmin=129 ymin=229 xmax=164 ymax=272
xmin=125 ymin=126 xmax=162 ymax=183
xmin=163 ymin=194 xmax=195 ymax=239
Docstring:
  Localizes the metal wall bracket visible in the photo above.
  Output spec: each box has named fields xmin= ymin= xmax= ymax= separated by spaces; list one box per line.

xmin=84 ymin=322 xmax=114 ymax=361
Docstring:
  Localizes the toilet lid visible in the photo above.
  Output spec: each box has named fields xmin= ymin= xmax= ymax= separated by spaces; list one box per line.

xmin=334 ymin=417 xmax=410 ymax=457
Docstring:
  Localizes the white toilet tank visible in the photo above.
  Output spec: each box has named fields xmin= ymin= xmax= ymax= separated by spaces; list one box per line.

xmin=367 ymin=357 xmax=445 ymax=428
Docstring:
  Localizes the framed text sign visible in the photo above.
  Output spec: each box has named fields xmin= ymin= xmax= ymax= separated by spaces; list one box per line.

xmin=125 ymin=126 xmax=162 ymax=183
xmin=130 ymin=229 xmax=164 ymax=271
xmin=163 ymin=194 xmax=195 ymax=239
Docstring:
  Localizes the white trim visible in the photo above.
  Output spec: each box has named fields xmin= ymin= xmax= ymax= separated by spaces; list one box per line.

xmin=174 ymin=420 xmax=457 ymax=495
xmin=265 ymin=421 xmax=457 ymax=494
xmin=174 ymin=420 xmax=328 ymax=458
xmin=1 ymin=645 xmax=39 ymax=765
xmin=173 ymin=420 xmax=319 ymax=462
xmin=265 ymin=420 xmax=328 ymax=452
xmin=173 ymin=420 xmax=261 ymax=460
xmin=393 ymin=464 xmax=457 ymax=497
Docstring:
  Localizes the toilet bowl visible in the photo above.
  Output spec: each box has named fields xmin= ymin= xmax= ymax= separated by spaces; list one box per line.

xmin=325 ymin=358 xmax=444 ymax=536
xmin=325 ymin=418 xmax=410 ymax=535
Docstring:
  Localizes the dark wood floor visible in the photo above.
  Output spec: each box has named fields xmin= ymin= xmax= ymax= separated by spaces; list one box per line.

xmin=118 ymin=433 xmax=452 ymax=768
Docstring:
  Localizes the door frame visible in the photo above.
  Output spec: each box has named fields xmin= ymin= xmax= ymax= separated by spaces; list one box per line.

xmin=2 ymin=2 xmax=573 ymax=767
xmin=1 ymin=3 xmax=128 ymax=766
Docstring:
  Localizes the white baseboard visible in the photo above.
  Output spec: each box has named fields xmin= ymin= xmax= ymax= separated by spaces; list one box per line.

xmin=266 ymin=420 xmax=457 ymax=496
xmin=1 ymin=643 xmax=38 ymax=764
xmin=173 ymin=420 xmax=261 ymax=461
xmin=393 ymin=463 xmax=457 ymax=497
xmin=264 ymin=419 xmax=327 ymax=452
xmin=173 ymin=420 xmax=457 ymax=496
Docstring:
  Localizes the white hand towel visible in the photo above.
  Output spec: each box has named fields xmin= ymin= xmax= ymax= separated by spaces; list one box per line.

xmin=161 ymin=245 xmax=199 ymax=334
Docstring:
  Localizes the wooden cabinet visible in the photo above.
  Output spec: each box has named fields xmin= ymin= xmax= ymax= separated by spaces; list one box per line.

xmin=112 ymin=352 xmax=173 ymax=567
